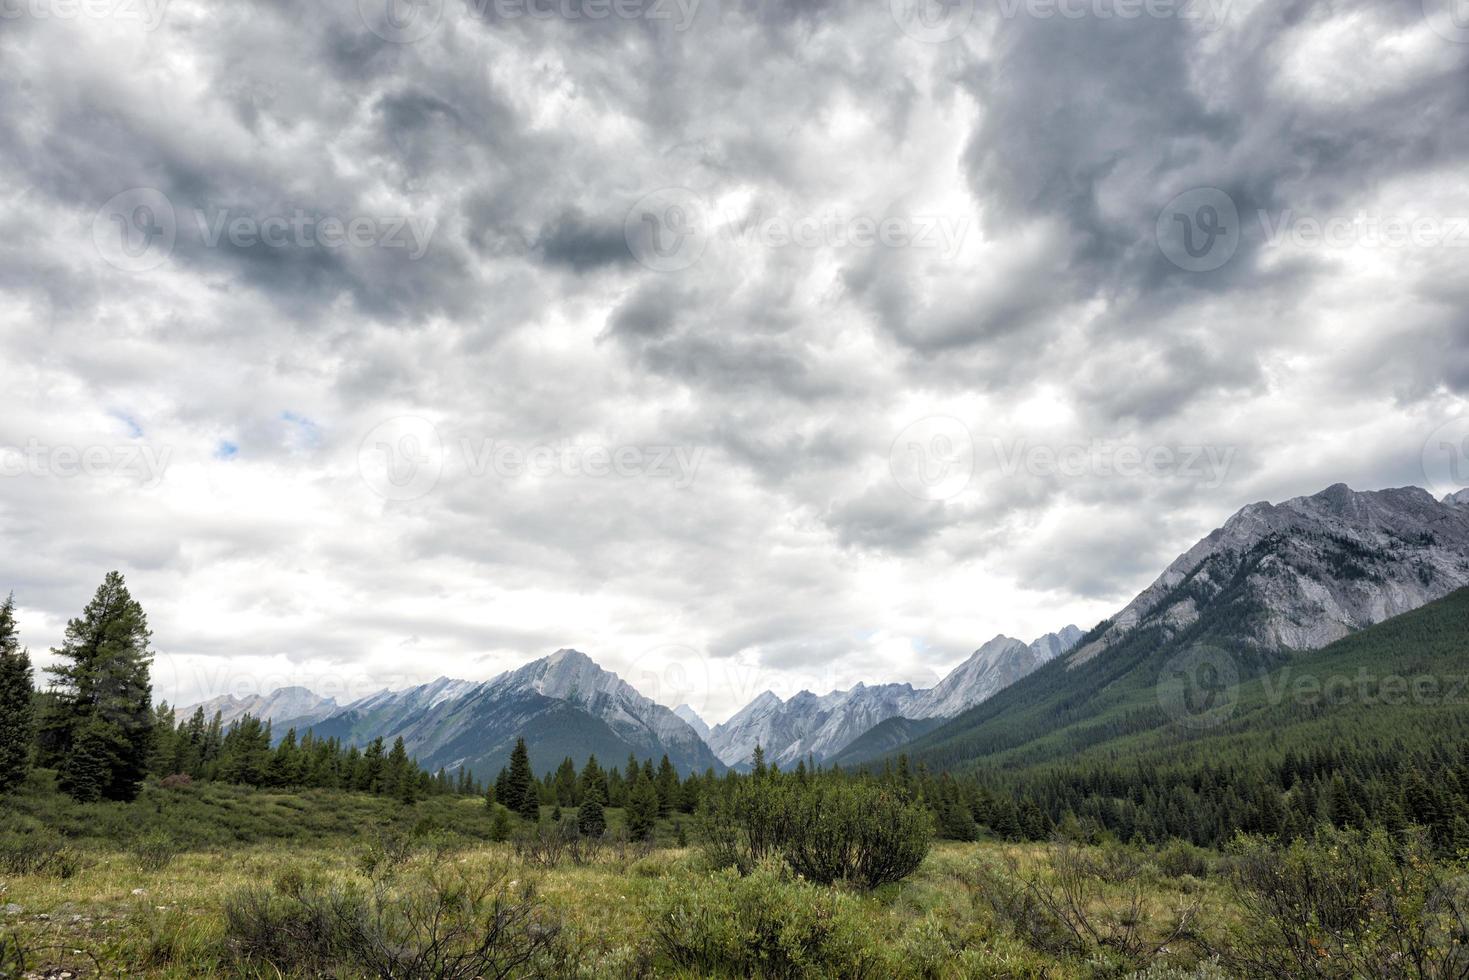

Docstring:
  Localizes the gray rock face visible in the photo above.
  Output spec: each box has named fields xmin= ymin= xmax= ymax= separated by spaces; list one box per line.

xmin=302 ymin=650 xmax=722 ymax=776
xmin=180 ymin=686 xmax=339 ymax=729
xmin=673 ymin=704 xmax=711 ymax=740
xmin=706 ymin=626 xmax=1083 ymax=768
xmin=909 ymin=626 xmax=1084 ymax=720
xmin=1071 ymin=484 xmax=1469 ymax=664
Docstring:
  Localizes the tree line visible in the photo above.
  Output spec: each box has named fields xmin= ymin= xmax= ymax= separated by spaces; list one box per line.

xmin=0 ymin=573 xmax=472 ymax=804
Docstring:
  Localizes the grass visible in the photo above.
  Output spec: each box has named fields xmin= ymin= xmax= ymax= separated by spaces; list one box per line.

xmin=7 ymin=775 xmax=1459 ymax=978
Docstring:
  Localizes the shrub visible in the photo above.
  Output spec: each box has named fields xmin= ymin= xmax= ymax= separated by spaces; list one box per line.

xmin=576 ymin=798 xmax=605 ymax=838
xmin=0 ymin=828 xmax=83 ymax=878
xmin=967 ymin=843 xmax=1202 ymax=972
xmin=1219 ymin=827 xmax=1469 ymax=979
xmin=130 ymin=829 xmax=181 ymax=872
xmin=224 ymin=857 xmax=571 ymax=979
xmin=1153 ymin=840 xmax=1213 ymax=880
xmin=649 ymin=859 xmax=891 ymax=978
xmin=698 ymin=775 xmax=932 ymax=889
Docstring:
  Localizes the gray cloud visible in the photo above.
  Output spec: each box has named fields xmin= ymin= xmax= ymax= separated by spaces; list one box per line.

xmin=2 ymin=0 xmax=1467 ymax=719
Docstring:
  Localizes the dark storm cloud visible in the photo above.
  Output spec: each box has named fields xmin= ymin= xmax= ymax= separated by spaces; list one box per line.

xmin=3 ymin=0 xmax=1467 ymax=714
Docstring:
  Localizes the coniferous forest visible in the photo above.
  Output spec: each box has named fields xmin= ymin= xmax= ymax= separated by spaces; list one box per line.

xmin=3 ymin=573 xmax=1469 ymax=976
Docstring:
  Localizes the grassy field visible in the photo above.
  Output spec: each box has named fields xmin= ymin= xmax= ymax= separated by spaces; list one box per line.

xmin=3 ymin=774 xmax=1464 ymax=978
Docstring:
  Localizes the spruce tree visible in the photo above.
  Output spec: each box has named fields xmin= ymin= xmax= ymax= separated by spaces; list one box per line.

xmin=627 ymin=774 xmax=660 ymax=841
xmin=506 ymin=737 xmax=537 ymax=820
xmin=37 ymin=572 xmax=154 ymax=802
xmin=0 ymin=594 xmax=34 ymax=794
xmin=577 ymin=797 xmax=606 ymax=837
xmin=579 ymin=754 xmax=607 ymax=804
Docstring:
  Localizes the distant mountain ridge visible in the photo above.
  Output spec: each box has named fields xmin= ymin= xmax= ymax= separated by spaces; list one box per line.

xmin=704 ymin=626 xmax=1083 ymax=769
xmin=187 ymin=650 xmax=722 ymax=778
xmin=862 ymin=483 xmax=1469 ymax=772
xmin=181 ymin=686 xmax=339 ymax=731
xmin=1072 ymin=484 xmax=1469 ymax=664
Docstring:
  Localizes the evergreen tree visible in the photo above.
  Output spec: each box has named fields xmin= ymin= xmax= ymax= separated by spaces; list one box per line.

xmin=579 ymin=754 xmax=607 ymax=804
xmin=0 ymin=594 xmax=34 ymax=794
xmin=490 ymin=804 xmax=512 ymax=842
xmin=751 ymin=744 xmax=766 ymax=778
xmin=553 ymin=756 xmax=579 ymax=805
xmin=506 ymin=737 xmax=538 ymax=820
xmin=37 ymin=572 xmax=154 ymax=802
xmin=577 ymin=797 xmax=606 ymax=837
xmin=628 ymin=774 xmax=660 ymax=841
xmin=655 ymin=754 xmax=678 ymax=816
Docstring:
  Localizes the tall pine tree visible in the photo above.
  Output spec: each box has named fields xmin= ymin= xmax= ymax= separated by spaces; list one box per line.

xmin=37 ymin=572 xmax=154 ymax=802
xmin=506 ymin=737 xmax=538 ymax=820
xmin=0 ymin=594 xmax=34 ymax=794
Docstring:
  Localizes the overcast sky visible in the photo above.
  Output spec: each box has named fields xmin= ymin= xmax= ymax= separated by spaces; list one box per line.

xmin=2 ymin=0 xmax=1467 ymax=723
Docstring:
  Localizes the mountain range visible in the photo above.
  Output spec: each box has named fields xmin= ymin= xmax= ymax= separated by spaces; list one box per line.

xmin=843 ymin=483 xmax=1469 ymax=772
xmin=701 ymin=626 xmax=1084 ymax=769
xmin=182 ymin=483 xmax=1469 ymax=781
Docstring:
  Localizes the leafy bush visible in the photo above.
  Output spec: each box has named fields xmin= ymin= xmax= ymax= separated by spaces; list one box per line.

xmin=698 ymin=775 xmax=932 ymax=889
xmin=0 ymin=828 xmax=83 ymax=878
xmin=1153 ymin=840 xmax=1213 ymax=880
xmin=649 ymin=859 xmax=891 ymax=978
xmin=224 ymin=857 xmax=571 ymax=979
xmin=967 ymin=842 xmax=1202 ymax=972
xmin=1219 ymin=827 xmax=1469 ymax=979
xmin=130 ymin=828 xmax=181 ymax=872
